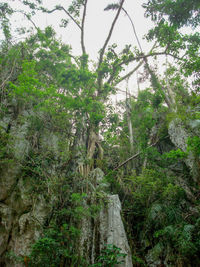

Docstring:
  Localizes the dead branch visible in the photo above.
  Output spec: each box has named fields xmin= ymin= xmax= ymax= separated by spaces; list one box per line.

xmin=113 ymin=135 xmax=169 ymax=171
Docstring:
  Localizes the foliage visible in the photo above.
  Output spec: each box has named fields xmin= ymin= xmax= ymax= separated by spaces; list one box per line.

xmin=164 ymin=148 xmax=188 ymax=160
xmin=29 ymin=224 xmax=84 ymax=267
xmin=28 ymin=192 xmax=89 ymax=267
xmin=143 ymin=0 xmax=200 ymax=28
xmin=187 ymin=136 xmax=200 ymax=156
xmin=0 ymin=0 xmax=200 ymax=266
xmin=120 ymin=169 xmax=200 ymax=266
xmin=90 ymin=244 xmax=126 ymax=267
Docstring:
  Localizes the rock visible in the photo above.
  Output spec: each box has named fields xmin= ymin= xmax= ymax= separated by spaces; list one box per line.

xmin=0 ymin=111 xmax=52 ymax=266
xmin=189 ymin=119 xmax=200 ymax=130
xmin=168 ymin=119 xmax=200 ymax=181
xmin=0 ymin=203 xmax=12 ymax=255
xmin=80 ymin=168 xmax=133 ymax=267
xmin=0 ymin=162 xmax=20 ymax=201
xmin=0 ymin=104 xmax=133 ymax=267
xmin=100 ymin=194 xmax=133 ymax=267
xmin=9 ymin=196 xmax=50 ymax=260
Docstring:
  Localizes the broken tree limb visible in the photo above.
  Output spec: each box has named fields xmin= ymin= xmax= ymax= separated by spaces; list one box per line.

xmin=113 ymin=135 xmax=169 ymax=171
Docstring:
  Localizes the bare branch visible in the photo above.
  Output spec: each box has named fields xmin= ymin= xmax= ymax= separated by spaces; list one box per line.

xmin=114 ymin=87 xmax=137 ymax=98
xmin=43 ymin=6 xmax=81 ymax=30
xmin=81 ymin=0 xmax=88 ymax=55
xmin=20 ymin=11 xmax=39 ymax=31
xmin=122 ymin=7 xmax=143 ymax=53
xmin=113 ymin=135 xmax=169 ymax=171
xmin=114 ymin=60 xmax=143 ymax=85
xmin=98 ymin=0 xmax=125 ymax=69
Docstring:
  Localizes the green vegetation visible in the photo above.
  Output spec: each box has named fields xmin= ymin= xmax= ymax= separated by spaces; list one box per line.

xmin=0 ymin=0 xmax=200 ymax=266
xmin=90 ymin=244 xmax=127 ymax=267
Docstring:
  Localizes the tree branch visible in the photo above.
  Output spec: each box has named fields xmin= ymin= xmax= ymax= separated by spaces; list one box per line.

xmin=122 ymin=7 xmax=143 ymax=53
xmin=43 ymin=6 xmax=81 ymax=30
xmin=81 ymin=0 xmax=88 ymax=55
xmin=98 ymin=0 xmax=125 ymax=66
xmin=68 ymin=53 xmax=79 ymax=66
xmin=97 ymin=0 xmax=125 ymax=90
xmin=114 ymin=87 xmax=137 ymax=98
xmin=118 ymin=50 xmax=183 ymax=68
xmin=20 ymin=11 xmax=39 ymax=31
xmin=107 ymin=47 xmax=183 ymax=86
xmin=114 ymin=60 xmax=143 ymax=85
xmin=113 ymin=135 xmax=169 ymax=171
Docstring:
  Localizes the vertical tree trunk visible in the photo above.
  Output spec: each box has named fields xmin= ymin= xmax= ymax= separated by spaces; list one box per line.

xmin=126 ymin=80 xmax=134 ymax=153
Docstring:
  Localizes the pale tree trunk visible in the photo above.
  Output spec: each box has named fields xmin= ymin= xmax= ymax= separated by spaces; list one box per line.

xmin=126 ymin=78 xmax=134 ymax=153
xmin=71 ymin=118 xmax=103 ymax=180
xmin=126 ymin=102 xmax=134 ymax=153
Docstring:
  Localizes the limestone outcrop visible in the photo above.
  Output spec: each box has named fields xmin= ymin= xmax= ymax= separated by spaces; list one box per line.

xmin=80 ymin=168 xmax=133 ymax=267
xmin=100 ymin=194 xmax=133 ymax=267
xmin=169 ymin=118 xmax=200 ymax=181
xmin=0 ymin=107 xmax=133 ymax=267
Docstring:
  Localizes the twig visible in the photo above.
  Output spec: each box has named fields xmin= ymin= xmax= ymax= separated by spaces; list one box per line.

xmin=43 ymin=6 xmax=81 ymax=30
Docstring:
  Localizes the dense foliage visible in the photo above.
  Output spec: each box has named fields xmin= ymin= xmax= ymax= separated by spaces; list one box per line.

xmin=0 ymin=0 xmax=200 ymax=266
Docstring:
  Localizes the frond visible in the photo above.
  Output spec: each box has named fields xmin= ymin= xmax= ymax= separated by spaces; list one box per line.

xmin=104 ymin=4 xmax=120 ymax=11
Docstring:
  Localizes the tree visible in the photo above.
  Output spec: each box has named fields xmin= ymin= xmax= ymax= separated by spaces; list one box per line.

xmin=143 ymin=0 xmax=200 ymax=28
xmin=1 ymin=1 xmax=200 ymax=266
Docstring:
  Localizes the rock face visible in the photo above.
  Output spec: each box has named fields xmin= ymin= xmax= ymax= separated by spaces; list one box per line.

xmin=0 ymin=107 xmax=133 ymax=267
xmin=168 ymin=118 xmax=200 ymax=181
xmin=100 ymin=194 xmax=133 ymax=267
xmin=0 ymin=111 xmax=53 ymax=266
xmin=80 ymin=168 xmax=133 ymax=267
xmin=0 ymin=173 xmax=50 ymax=266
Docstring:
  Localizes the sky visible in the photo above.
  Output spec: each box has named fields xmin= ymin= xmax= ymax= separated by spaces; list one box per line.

xmin=2 ymin=0 xmax=157 ymax=99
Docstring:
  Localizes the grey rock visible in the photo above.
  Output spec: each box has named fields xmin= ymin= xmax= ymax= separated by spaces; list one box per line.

xmin=168 ymin=119 xmax=200 ymax=180
xmin=80 ymin=168 xmax=133 ymax=267
xmin=189 ymin=119 xmax=200 ymax=129
xmin=100 ymin=194 xmax=133 ymax=267
xmin=0 ymin=162 xmax=20 ymax=201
